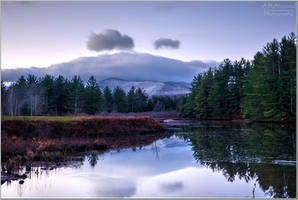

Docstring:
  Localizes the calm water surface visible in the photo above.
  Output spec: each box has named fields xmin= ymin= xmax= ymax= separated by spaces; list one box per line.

xmin=1 ymin=121 xmax=296 ymax=198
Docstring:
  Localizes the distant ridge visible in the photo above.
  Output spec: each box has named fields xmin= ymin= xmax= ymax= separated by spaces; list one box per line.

xmin=99 ymin=77 xmax=191 ymax=97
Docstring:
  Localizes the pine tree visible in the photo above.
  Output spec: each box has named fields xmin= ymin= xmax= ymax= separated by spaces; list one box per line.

xmin=176 ymin=96 xmax=187 ymax=115
xmin=194 ymin=68 xmax=213 ymax=118
xmin=146 ymin=98 xmax=154 ymax=111
xmin=229 ymin=58 xmax=250 ymax=115
xmin=69 ymin=75 xmax=84 ymax=114
xmin=113 ymin=86 xmax=127 ymax=112
xmin=243 ymin=52 xmax=267 ymax=119
xmin=279 ymin=33 xmax=296 ymax=118
xmin=207 ymin=67 xmax=225 ymax=117
xmin=103 ymin=86 xmax=113 ymax=113
xmin=127 ymin=86 xmax=136 ymax=112
xmin=1 ymin=81 xmax=7 ymax=115
xmin=53 ymin=75 xmax=70 ymax=115
xmin=243 ymin=33 xmax=296 ymax=120
xmin=135 ymin=88 xmax=148 ymax=112
xmin=182 ymin=75 xmax=202 ymax=117
xmin=14 ymin=76 xmax=28 ymax=115
xmin=83 ymin=76 xmax=104 ymax=115
xmin=26 ymin=74 xmax=42 ymax=116
xmin=40 ymin=74 xmax=55 ymax=114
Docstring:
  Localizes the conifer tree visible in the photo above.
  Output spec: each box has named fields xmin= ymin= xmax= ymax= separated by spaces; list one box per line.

xmin=53 ymin=75 xmax=70 ymax=115
xmin=103 ymin=86 xmax=113 ymax=112
xmin=26 ymin=74 xmax=42 ymax=115
xmin=40 ymin=74 xmax=55 ymax=114
xmin=83 ymin=76 xmax=104 ymax=114
xmin=127 ymin=86 xmax=136 ymax=112
xmin=135 ymin=88 xmax=148 ymax=112
xmin=113 ymin=86 xmax=127 ymax=112
xmin=69 ymin=75 xmax=84 ymax=114
xmin=1 ymin=81 xmax=7 ymax=115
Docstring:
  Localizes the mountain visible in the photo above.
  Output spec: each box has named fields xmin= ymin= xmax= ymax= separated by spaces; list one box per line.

xmin=99 ymin=77 xmax=190 ymax=97
xmin=2 ymin=52 xmax=220 ymax=83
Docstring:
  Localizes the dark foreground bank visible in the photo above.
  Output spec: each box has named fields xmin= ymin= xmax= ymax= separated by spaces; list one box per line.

xmin=2 ymin=116 xmax=165 ymax=137
xmin=1 ymin=116 xmax=166 ymax=183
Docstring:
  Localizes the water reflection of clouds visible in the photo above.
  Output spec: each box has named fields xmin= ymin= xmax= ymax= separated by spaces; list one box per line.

xmin=2 ymin=168 xmax=95 ymax=197
xmin=91 ymin=176 xmax=136 ymax=197
xmin=160 ymin=181 xmax=184 ymax=193
xmin=2 ymin=154 xmax=269 ymax=198
xmin=80 ymin=144 xmax=197 ymax=178
xmin=132 ymin=167 xmax=266 ymax=198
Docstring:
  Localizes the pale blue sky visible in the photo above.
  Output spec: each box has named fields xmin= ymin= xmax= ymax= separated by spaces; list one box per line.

xmin=1 ymin=1 xmax=296 ymax=69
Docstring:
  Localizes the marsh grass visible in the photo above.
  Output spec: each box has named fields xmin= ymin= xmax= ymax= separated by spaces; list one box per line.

xmin=2 ymin=116 xmax=165 ymax=138
xmin=2 ymin=116 xmax=87 ymax=121
xmin=1 ymin=115 xmax=165 ymax=177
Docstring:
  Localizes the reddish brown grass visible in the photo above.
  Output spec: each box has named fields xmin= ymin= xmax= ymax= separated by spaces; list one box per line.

xmin=2 ymin=116 xmax=165 ymax=138
xmin=1 ymin=116 xmax=166 ymax=171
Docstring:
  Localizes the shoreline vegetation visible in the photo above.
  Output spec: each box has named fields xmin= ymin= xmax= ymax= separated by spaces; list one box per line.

xmin=2 ymin=115 xmax=165 ymax=136
xmin=1 ymin=115 xmax=166 ymax=184
xmin=178 ymin=33 xmax=296 ymax=122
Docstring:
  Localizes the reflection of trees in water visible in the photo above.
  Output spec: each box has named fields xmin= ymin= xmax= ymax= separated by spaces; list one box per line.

xmin=205 ymin=161 xmax=256 ymax=182
xmin=252 ymin=163 xmax=296 ymax=198
xmin=84 ymin=133 xmax=168 ymax=167
xmin=184 ymin=123 xmax=296 ymax=198
xmin=17 ymin=181 xmax=23 ymax=197
xmin=243 ymin=124 xmax=296 ymax=160
xmin=151 ymin=141 xmax=160 ymax=160
xmin=87 ymin=152 xmax=99 ymax=167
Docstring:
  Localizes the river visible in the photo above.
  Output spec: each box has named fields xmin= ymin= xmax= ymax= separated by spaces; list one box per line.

xmin=1 ymin=120 xmax=296 ymax=198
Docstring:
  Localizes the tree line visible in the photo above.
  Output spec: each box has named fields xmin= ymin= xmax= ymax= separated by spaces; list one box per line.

xmin=2 ymin=33 xmax=295 ymax=120
xmin=1 ymin=75 xmax=181 ymax=116
xmin=179 ymin=33 xmax=296 ymax=121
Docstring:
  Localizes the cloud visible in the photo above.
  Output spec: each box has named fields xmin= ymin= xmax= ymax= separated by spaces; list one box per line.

xmin=154 ymin=38 xmax=180 ymax=49
xmin=160 ymin=181 xmax=184 ymax=193
xmin=86 ymin=29 xmax=134 ymax=52
xmin=2 ymin=52 xmax=220 ymax=83
xmin=93 ymin=176 xmax=136 ymax=197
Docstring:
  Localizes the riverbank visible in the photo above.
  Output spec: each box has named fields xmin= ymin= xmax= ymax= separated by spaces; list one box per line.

xmin=1 ymin=115 xmax=167 ymax=183
xmin=1 ymin=131 xmax=167 ymax=184
xmin=2 ymin=116 xmax=165 ymax=137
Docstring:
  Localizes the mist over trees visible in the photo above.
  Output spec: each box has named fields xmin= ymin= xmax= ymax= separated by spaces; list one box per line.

xmin=180 ymin=33 xmax=296 ymax=121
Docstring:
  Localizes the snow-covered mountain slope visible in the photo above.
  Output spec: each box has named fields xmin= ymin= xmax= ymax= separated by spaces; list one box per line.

xmin=99 ymin=78 xmax=190 ymax=97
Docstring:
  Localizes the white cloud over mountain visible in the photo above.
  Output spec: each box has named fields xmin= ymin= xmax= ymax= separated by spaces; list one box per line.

xmin=2 ymin=52 xmax=220 ymax=83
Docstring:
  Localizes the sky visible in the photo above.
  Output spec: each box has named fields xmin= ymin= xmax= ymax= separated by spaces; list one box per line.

xmin=1 ymin=1 xmax=296 ymax=69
